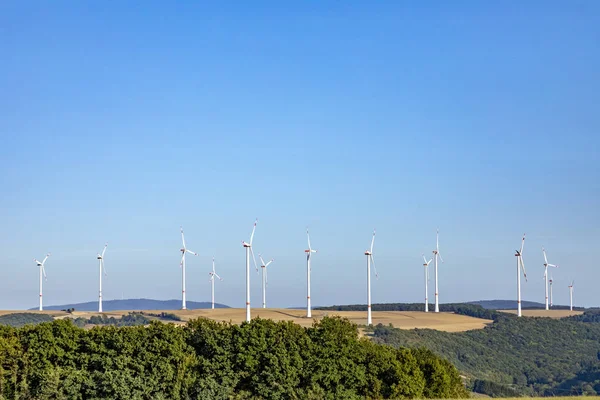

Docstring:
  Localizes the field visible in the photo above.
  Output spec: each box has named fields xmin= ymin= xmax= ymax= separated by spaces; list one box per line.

xmin=0 ymin=308 xmax=493 ymax=332
xmin=499 ymin=309 xmax=583 ymax=318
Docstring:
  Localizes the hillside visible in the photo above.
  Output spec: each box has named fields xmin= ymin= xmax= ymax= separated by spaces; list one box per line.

xmin=468 ymin=299 xmax=581 ymax=310
xmin=32 ymin=298 xmax=230 ymax=311
xmin=370 ymin=309 xmax=600 ymax=397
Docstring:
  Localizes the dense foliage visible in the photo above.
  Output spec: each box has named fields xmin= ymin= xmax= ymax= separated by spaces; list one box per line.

xmin=0 ymin=316 xmax=467 ymax=399
xmin=371 ymin=311 xmax=600 ymax=397
xmin=72 ymin=312 xmax=151 ymax=328
xmin=0 ymin=313 xmax=53 ymax=328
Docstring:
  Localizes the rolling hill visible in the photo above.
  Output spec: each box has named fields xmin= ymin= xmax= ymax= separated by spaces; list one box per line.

xmin=467 ymin=299 xmax=582 ymax=310
xmin=31 ymin=298 xmax=230 ymax=311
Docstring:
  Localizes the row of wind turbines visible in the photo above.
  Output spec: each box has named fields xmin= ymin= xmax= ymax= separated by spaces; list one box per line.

xmin=32 ymin=224 xmax=577 ymax=323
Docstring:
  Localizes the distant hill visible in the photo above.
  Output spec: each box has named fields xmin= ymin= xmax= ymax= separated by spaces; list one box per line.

xmin=467 ymin=299 xmax=581 ymax=310
xmin=32 ymin=299 xmax=230 ymax=311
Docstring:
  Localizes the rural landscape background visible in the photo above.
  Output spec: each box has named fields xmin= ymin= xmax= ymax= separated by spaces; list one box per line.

xmin=1 ymin=1 xmax=599 ymax=399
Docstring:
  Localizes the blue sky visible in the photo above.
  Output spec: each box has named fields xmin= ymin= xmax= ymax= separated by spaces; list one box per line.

xmin=1 ymin=2 xmax=598 ymax=310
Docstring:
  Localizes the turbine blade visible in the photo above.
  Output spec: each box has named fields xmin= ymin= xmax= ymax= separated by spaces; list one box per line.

xmin=251 ymin=248 xmax=258 ymax=273
xmin=307 ymin=228 xmax=312 ymax=251
xmin=180 ymin=253 xmax=185 ymax=268
xmin=180 ymin=227 xmax=186 ymax=248
xmin=265 ymin=259 xmax=274 ymax=267
xmin=548 ymin=264 xmax=558 ymax=268
xmin=436 ymin=229 xmax=439 ymax=251
xmin=371 ymin=255 xmax=378 ymax=279
xmin=186 ymin=249 xmax=198 ymax=256
xmin=422 ymin=254 xmax=427 ymax=264
xmin=259 ymin=254 xmax=266 ymax=266
xmin=102 ymin=259 xmax=107 ymax=276
xmin=42 ymin=265 xmax=47 ymax=279
xmin=520 ymin=256 xmax=527 ymax=281
xmin=520 ymin=233 xmax=525 ymax=255
xmin=542 ymin=247 xmax=548 ymax=265
xmin=250 ymin=219 xmax=257 ymax=246
xmin=438 ymin=252 xmax=444 ymax=263
xmin=265 ymin=266 xmax=268 ymax=286
xmin=370 ymin=229 xmax=376 ymax=254
xmin=41 ymin=253 xmax=50 ymax=265
xmin=215 ymin=273 xmax=222 ymax=281
xmin=101 ymin=243 xmax=107 ymax=258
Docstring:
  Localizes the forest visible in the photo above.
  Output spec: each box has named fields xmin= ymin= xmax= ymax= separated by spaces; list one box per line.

xmin=370 ymin=308 xmax=600 ymax=397
xmin=0 ymin=316 xmax=468 ymax=399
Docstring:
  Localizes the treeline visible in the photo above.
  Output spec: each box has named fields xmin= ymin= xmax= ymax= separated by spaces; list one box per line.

xmin=370 ymin=310 xmax=600 ymax=397
xmin=73 ymin=311 xmax=182 ymax=327
xmin=0 ymin=316 xmax=468 ymax=399
xmin=0 ymin=313 xmax=53 ymax=328
xmin=318 ymin=303 xmax=503 ymax=321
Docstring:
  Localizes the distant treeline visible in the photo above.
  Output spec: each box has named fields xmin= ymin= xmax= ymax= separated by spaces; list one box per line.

xmin=0 ymin=317 xmax=468 ymax=399
xmin=0 ymin=313 xmax=53 ymax=328
xmin=370 ymin=309 xmax=600 ymax=397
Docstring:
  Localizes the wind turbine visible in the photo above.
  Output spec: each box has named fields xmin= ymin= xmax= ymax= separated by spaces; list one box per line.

xmin=242 ymin=219 xmax=258 ymax=322
xmin=179 ymin=227 xmax=198 ymax=310
xmin=515 ymin=234 xmax=527 ymax=317
xmin=33 ymin=253 xmax=50 ymax=311
xmin=259 ymin=254 xmax=274 ymax=308
xmin=568 ymin=281 xmax=574 ymax=311
xmin=97 ymin=243 xmax=108 ymax=312
xmin=305 ymin=228 xmax=317 ymax=318
xmin=422 ymin=254 xmax=432 ymax=312
xmin=208 ymin=257 xmax=222 ymax=310
xmin=549 ymin=272 xmax=554 ymax=307
xmin=364 ymin=229 xmax=378 ymax=326
xmin=542 ymin=247 xmax=558 ymax=311
xmin=432 ymin=229 xmax=444 ymax=313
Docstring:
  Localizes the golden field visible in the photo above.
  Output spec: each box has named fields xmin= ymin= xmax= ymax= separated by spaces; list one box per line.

xmin=0 ymin=308 xmax=492 ymax=332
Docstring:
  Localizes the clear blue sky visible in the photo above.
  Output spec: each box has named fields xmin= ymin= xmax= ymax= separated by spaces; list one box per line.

xmin=1 ymin=2 xmax=598 ymax=309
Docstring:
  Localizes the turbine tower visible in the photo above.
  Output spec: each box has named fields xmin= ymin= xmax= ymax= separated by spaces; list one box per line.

xmin=97 ymin=243 xmax=108 ymax=312
xmin=33 ymin=253 xmax=50 ymax=311
xmin=179 ymin=227 xmax=198 ymax=310
xmin=242 ymin=219 xmax=258 ymax=322
xmin=259 ymin=254 xmax=274 ymax=308
xmin=208 ymin=257 xmax=222 ymax=310
xmin=305 ymin=228 xmax=317 ymax=318
xmin=515 ymin=234 xmax=527 ymax=317
xmin=422 ymin=254 xmax=432 ymax=312
xmin=542 ymin=247 xmax=558 ymax=311
xmin=364 ymin=229 xmax=378 ymax=326
xmin=432 ymin=229 xmax=444 ymax=313
xmin=568 ymin=281 xmax=574 ymax=311
xmin=549 ymin=273 xmax=554 ymax=307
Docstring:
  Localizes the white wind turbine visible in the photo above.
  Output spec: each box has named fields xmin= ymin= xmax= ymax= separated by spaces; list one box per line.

xmin=179 ymin=227 xmax=198 ymax=310
xmin=432 ymin=229 xmax=444 ymax=313
xmin=33 ymin=253 xmax=50 ymax=311
xmin=422 ymin=254 xmax=432 ymax=312
xmin=97 ymin=243 xmax=108 ymax=312
xmin=259 ymin=254 xmax=274 ymax=309
xmin=542 ymin=247 xmax=558 ymax=311
xmin=364 ymin=229 xmax=378 ymax=326
xmin=208 ymin=257 xmax=222 ymax=310
xmin=242 ymin=219 xmax=258 ymax=322
xmin=549 ymin=272 xmax=554 ymax=307
xmin=305 ymin=228 xmax=317 ymax=318
xmin=515 ymin=234 xmax=527 ymax=317
xmin=568 ymin=280 xmax=574 ymax=311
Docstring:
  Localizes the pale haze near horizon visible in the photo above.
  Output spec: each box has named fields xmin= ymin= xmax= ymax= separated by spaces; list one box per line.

xmin=0 ymin=2 xmax=598 ymax=310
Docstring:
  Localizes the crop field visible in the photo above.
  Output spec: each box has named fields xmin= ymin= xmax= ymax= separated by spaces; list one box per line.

xmin=499 ymin=309 xmax=583 ymax=318
xmin=1 ymin=308 xmax=493 ymax=331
